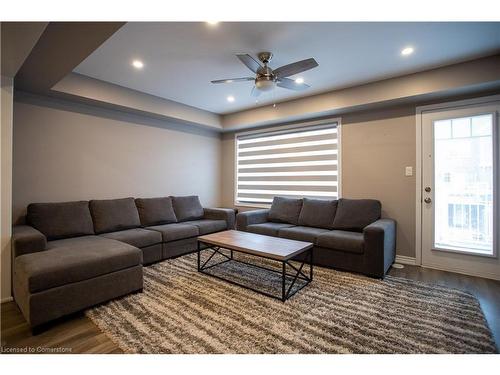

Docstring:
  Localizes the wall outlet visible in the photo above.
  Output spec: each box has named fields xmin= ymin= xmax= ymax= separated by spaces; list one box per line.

xmin=405 ymin=166 xmax=413 ymax=177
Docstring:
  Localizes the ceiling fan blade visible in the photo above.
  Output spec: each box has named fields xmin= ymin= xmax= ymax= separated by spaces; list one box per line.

xmin=274 ymin=58 xmax=319 ymax=78
xmin=277 ymin=77 xmax=311 ymax=91
xmin=236 ymin=54 xmax=262 ymax=74
xmin=251 ymin=86 xmax=262 ymax=97
xmin=211 ymin=77 xmax=254 ymax=84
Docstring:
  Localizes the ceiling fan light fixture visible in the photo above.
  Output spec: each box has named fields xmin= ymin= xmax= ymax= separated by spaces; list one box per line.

xmin=210 ymin=52 xmax=319 ymax=98
xmin=255 ymin=78 xmax=275 ymax=92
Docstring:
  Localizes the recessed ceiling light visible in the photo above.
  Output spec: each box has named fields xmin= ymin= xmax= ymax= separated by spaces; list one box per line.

xmin=132 ymin=60 xmax=144 ymax=69
xmin=207 ymin=21 xmax=219 ymax=26
xmin=401 ymin=47 xmax=414 ymax=56
xmin=295 ymin=77 xmax=304 ymax=84
xmin=227 ymin=95 xmax=235 ymax=102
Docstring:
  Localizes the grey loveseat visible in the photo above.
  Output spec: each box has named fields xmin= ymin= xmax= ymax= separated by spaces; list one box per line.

xmin=12 ymin=196 xmax=235 ymax=328
xmin=236 ymin=197 xmax=396 ymax=278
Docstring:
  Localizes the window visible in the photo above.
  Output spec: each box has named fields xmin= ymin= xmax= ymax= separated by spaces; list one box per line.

xmin=235 ymin=121 xmax=340 ymax=206
xmin=434 ymin=113 xmax=495 ymax=255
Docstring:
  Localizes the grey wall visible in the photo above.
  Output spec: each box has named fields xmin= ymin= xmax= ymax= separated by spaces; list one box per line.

xmin=1 ymin=76 xmax=14 ymax=301
xmin=12 ymin=93 xmax=222 ymax=223
xmin=341 ymin=107 xmax=416 ymax=258
xmin=13 ymin=90 xmax=499 ymax=261
xmin=221 ymin=105 xmax=418 ymax=258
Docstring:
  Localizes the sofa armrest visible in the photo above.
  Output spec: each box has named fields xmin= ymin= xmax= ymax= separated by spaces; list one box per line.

xmin=12 ymin=225 xmax=48 ymax=258
xmin=236 ymin=209 xmax=270 ymax=231
xmin=203 ymin=208 xmax=236 ymax=229
xmin=363 ymin=219 xmax=397 ymax=278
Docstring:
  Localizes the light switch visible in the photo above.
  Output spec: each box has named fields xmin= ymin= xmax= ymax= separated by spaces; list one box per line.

xmin=405 ymin=166 xmax=413 ymax=177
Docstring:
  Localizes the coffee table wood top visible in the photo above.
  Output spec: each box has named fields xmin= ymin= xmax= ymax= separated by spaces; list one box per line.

xmin=198 ymin=230 xmax=313 ymax=261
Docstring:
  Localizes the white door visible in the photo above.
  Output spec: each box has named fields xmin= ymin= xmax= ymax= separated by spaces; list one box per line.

xmin=421 ymin=102 xmax=500 ymax=280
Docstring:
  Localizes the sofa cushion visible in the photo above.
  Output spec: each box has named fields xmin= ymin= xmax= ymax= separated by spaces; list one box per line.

xmin=100 ymin=228 xmax=162 ymax=248
xmin=90 ymin=198 xmax=141 ymax=234
xmin=246 ymin=222 xmax=295 ymax=237
xmin=171 ymin=196 xmax=204 ymax=222
xmin=332 ymin=198 xmax=381 ymax=231
xmin=316 ymin=230 xmax=364 ymax=254
xmin=298 ymin=198 xmax=338 ymax=229
xmin=182 ymin=219 xmax=227 ymax=235
xmin=146 ymin=223 xmax=199 ymax=242
xmin=278 ymin=226 xmax=330 ymax=243
xmin=268 ymin=197 xmax=303 ymax=225
xmin=27 ymin=201 xmax=94 ymax=240
xmin=135 ymin=197 xmax=177 ymax=226
xmin=16 ymin=236 xmax=142 ymax=293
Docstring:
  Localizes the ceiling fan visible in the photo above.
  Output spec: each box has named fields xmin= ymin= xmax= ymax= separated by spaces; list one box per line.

xmin=211 ymin=52 xmax=319 ymax=97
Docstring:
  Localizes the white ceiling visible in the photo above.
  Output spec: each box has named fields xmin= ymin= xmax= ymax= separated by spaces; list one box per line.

xmin=74 ymin=22 xmax=500 ymax=114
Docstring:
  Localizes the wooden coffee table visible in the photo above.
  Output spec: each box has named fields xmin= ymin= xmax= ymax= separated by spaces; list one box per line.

xmin=197 ymin=230 xmax=313 ymax=301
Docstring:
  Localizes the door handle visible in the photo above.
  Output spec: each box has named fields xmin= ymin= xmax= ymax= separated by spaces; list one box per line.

xmin=424 ymin=187 xmax=431 ymax=192
xmin=424 ymin=197 xmax=432 ymax=204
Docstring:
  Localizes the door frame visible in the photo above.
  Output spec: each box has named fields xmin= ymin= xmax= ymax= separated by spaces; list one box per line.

xmin=415 ymin=94 xmax=500 ymax=269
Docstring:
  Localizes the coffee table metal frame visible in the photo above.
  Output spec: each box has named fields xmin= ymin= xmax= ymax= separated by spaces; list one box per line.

xmin=197 ymin=240 xmax=313 ymax=302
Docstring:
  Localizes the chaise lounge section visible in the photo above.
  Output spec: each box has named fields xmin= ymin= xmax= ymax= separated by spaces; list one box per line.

xmin=236 ymin=197 xmax=396 ymax=278
xmin=12 ymin=195 xmax=235 ymax=328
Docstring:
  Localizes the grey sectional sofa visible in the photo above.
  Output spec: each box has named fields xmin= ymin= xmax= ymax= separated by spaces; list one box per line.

xmin=236 ymin=197 xmax=396 ymax=278
xmin=12 ymin=196 xmax=235 ymax=328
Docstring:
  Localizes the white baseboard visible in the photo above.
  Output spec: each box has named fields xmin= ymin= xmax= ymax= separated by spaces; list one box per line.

xmin=1 ymin=296 xmax=13 ymax=304
xmin=394 ymin=256 xmax=500 ymax=281
xmin=394 ymin=255 xmax=417 ymax=266
xmin=422 ymin=263 xmax=500 ymax=281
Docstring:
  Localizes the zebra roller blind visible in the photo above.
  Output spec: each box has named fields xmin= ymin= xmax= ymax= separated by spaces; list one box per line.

xmin=235 ymin=122 xmax=339 ymax=205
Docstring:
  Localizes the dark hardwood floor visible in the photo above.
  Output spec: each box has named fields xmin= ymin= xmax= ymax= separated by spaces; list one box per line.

xmin=0 ymin=302 xmax=122 ymax=354
xmin=2 ymin=264 xmax=499 ymax=353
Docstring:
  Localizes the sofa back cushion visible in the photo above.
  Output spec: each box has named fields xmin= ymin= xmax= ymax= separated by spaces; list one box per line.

xmin=135 ymin=197 xmax=177 ymax=226
xmin=332 ymin=198 xmax=381 ymax=231
xmin=27 ymin=201 xmax=94 ymax=240
xmin=298 ymin=198 xmax=338 ymax=229
xmin=90 ymin=197 xmax=141 ymax=234
xmin=171 ymin=196 xmax=204 ymax=222
xmin=268 ymin=196 xmax=303 ymax=225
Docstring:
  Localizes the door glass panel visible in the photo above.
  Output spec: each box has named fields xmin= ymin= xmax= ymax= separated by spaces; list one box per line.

xmin=433 ymin=113 xmax=494 ymax=255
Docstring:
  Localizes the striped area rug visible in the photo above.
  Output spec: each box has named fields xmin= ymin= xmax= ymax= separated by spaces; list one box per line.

xmin=85 ymin=252 xmax=497 ymax=354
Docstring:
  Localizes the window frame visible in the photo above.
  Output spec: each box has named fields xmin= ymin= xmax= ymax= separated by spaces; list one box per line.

xmin=233 ymin=118 xmax=342 ymax=208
